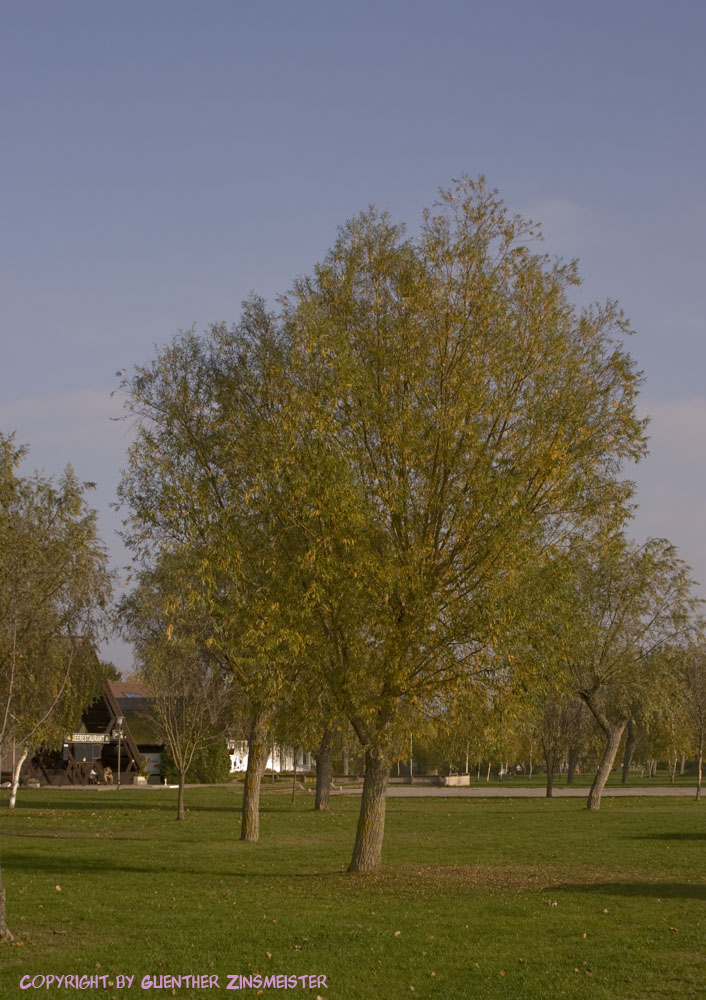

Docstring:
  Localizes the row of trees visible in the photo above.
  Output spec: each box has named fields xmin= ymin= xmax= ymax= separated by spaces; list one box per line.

xmin=416 ymin=639 xmax=706 ymax=799
xmin=115 ymin=177 xmax=702 ymax=873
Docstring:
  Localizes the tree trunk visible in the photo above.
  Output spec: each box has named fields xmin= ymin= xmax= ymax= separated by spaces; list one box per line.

xmin=9 ymin=747 xmax=28 ymax=810
xmin=680 ymin=753 xmax=686 ymax=776
xmin=348 ymin=746 xmax=388 ymax=873
xmin=486 ymin=762 xmax=491 ymax=782
xmin=587 ymin=721 xmax=627 ymax=811
xmin=408 ymin=733 xmax=414 ymax=785
xmin=314 ymin=730 xmax=333 ymax=811
xmin=0 ymin=866 xmax=12 ymax=942
xmin=621 ymin=720 xmax=635 ymax=784
xmin=341 ymin=749 xmax=349 ymax=777
xmin=177 ymin=771 xmax=185 ymax=821
xmin=545 ymin=750 xmax=555 ymax=798
xmin=240 ymin=712 xmax=269 ymax=842
xmin=696 ymin=740 xmax=703 ymax=801
xmin=567 ymin=746 xmax=578 ymax=784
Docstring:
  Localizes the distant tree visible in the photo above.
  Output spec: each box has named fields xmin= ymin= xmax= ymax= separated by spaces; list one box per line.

xmin=530 ymin=695 xmax=585 ymax=797
xmin=534 ymin=532 xmax=699 ymax=810
xmin=120 ymin=556 xmax=235 ymax=820
xmin=682 ymin=645 xmax=706 ymax=798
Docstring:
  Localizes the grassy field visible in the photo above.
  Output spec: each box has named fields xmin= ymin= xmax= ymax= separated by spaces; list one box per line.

xmin=1 ymin=786 xmax=704 ymax=999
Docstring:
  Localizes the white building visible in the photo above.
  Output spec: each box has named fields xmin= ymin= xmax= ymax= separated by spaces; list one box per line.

xmin=228 ymin=742 xmax=313 ymax=774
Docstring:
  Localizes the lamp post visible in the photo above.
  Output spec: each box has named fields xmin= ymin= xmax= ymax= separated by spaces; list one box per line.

xmin=112 ymin=717 xmax=124 ymax=789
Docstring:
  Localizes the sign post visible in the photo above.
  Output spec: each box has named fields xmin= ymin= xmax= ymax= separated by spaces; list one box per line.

xmin=112 ymin=717 xmax=124 ymax=789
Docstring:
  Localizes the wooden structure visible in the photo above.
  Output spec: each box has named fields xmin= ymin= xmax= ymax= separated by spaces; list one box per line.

xmin=27 ymin=680 xmax=163 ymax=786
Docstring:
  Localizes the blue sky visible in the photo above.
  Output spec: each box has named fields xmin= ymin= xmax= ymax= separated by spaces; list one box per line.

xmin=2 ymin=2 xmax=705 ymax=669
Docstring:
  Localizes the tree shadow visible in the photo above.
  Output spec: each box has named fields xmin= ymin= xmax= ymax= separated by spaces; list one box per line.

xmin=0 ymin=794 xmax=242 ymax=814
xmin=631 ymin=831 xmax=706 ymax=842
xmin=556 ymin=881 xmax=706 ymax=901
xmin=0 ymin=797 xmax=173 ymax=813
xmin=1 ymin=850 xmax=342 ymax=881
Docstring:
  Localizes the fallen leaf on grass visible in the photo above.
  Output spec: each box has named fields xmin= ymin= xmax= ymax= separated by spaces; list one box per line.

xmin=53 ymin=929 xmax=67 ymax=935
xmin=265 ymin=952 xmax=272 ymax=959
xmin=394 ymin=930 xmax=401 ymax=937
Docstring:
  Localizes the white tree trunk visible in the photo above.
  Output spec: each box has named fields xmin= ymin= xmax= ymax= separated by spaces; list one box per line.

xmin=9 ymin=747 xmax=29 ymax=810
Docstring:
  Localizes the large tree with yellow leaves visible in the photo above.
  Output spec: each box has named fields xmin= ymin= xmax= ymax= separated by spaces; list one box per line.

xmin=119 ymin=177 xmax=647 ymax=871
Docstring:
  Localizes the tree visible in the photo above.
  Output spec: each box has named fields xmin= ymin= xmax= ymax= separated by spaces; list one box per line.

xmin=118 ymin=176 xmax=647 ymax=872
xmin=0 ymin=434 xmax=113 ymax=941
xmin=0 ymin=435 xmax=113 ymax=805
xmin=117 ymin=315 xmax=307 ymax=841
xmin=119 ymin=556 xmax=235 ymax=820
xmin=277 ymin=177 xmax=647 ymax=869
xmin=536 ymin=533 xmax=699 ymax=810
xmin=681 ymin=645 xmax=706 ymax=798
xmin=529 ymin=695 xmax=585 ymax=797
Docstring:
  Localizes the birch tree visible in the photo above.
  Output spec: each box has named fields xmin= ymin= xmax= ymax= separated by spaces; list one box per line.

xmin=0 ymin=435 xmax=113 ymax=804
xmin=0 ymin=434 xmax=112 ymax=941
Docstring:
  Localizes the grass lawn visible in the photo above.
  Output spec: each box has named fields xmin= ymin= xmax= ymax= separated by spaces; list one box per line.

xmin=1 ymin=786 xmax=704 ymax=999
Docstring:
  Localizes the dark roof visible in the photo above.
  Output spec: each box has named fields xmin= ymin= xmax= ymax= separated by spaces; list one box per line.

xmin=105 ymin=680 xmax=162 ymax=747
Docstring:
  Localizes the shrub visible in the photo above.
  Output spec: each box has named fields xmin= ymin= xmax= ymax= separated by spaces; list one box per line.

xmin=161 ymin=741 xmax=232 ymax=784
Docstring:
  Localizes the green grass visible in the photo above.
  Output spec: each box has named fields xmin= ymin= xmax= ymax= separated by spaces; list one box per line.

xmin=1 ymin=786 xmax=704 ymax=999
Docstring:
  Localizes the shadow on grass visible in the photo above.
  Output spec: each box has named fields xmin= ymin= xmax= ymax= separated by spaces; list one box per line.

xmin=0 ymin=798 xmax=173 ymax=814
xmin=2 ymin=851 xmax=342 ymax=880
xmin=556 ymin=881 xmax=706 ymax=901
xmin=0 ymin=794 xmax=244 ymax=815
xmin=631 ymin=832 xmax=706 ymax=842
